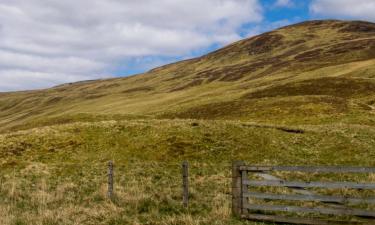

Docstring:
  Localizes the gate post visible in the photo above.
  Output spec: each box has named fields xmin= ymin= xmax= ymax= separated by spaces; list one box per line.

xmin=232 ymin=161 xmax=245 ymax=217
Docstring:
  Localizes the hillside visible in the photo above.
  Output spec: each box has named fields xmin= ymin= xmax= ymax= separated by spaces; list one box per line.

xmin=1 ymin=20 xmax=375 ymax=225
xmin=1 ymin=20 xmax=375 ymax=132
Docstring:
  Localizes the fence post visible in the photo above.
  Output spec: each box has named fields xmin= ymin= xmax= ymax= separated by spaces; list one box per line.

xmin=232 ymin=161 xmax=245 ymax=217
xmin=108 ymin=161 xmax=114 ymax=199
xmin=182 ymin=161 xmax=189 ymax=208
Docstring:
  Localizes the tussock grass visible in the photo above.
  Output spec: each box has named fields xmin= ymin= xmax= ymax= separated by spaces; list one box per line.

xmin=1 ymin=20 xmax=375 ymax=224
xmin=0 ymin=119 xmax=374 ymax=224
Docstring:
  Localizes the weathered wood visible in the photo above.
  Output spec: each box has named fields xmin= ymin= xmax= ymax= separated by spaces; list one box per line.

xmin=244 ymin=203 xmax=375 ymax=217
xmin=238 ymin=163 xmax=375 ymax=224
xmin=254 ymin=172 xmax=315 ymax=195
xmin=241 ymin=214 xmax=369 ymax=225
xmin=182 ymin=161 xmax=189 ymax=208
xmin=244 ymin=180 xmax=375 ymax=190
xmin=232 ymin=161 xmax=245 ymax=217
xmin=107 ymin=161 xmax=114 ymax=199
xmin=241 ymin=169 xmax=248 ymax=214
xmin=244 ymin=192 xmax=375 ymax=204
xmin=241 ymin=166 xmax=375 ymax=173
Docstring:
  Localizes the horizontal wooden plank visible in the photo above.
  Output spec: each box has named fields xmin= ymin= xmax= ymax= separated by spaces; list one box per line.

xmin=244 ymin=180 xmax=375 ymax=190
xmin=241 ymin=213 xmax=369 ymax=225
xmin=244 ymin=203 xmax=375 ymax=217
xmin=244 ymin=192 xmax=375 ymax=204
xmin=240 ymin=166 xmax=375 ymax=173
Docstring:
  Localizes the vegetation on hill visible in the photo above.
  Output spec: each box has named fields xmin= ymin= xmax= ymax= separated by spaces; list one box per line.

xmin=1 ymin=20 xmax=375 ymax=224
xmin=0 ymin=20 xmax=374 ymax=132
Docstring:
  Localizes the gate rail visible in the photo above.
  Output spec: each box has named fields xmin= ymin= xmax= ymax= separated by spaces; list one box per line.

xmin=232 ymin=161 xmax=375 ymax=225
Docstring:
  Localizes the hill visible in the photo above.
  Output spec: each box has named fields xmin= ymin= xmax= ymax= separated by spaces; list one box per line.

xmin=1 ymin=20 xmax=375 ymax=132
xmin=1 ymin=20 xmax=375 ymax=225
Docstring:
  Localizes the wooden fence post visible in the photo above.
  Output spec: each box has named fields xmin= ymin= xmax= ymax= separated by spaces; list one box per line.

xmin=232 ymin=161 xmax=245 ymax=217
xmin=108 ymin=161 xmax=114 ymax=199
xmin=182 ymin=161 xmax=189 ymax=208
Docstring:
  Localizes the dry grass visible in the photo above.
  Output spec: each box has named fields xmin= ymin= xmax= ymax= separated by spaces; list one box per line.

xmin=1 ymin=20 xmax=375 ymax=224
xmin=0 ymin=119 xmax=374 ymax=224
xmin=0 ymin=20 xmax=375 ymax=132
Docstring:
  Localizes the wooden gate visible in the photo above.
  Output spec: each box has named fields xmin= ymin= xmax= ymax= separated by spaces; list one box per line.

xmin=232 ymin=161 xmax=375 ymax=224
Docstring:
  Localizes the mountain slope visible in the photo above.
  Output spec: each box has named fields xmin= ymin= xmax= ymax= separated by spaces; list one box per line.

xmin=1 ymin=20 xmax=375 ymax=132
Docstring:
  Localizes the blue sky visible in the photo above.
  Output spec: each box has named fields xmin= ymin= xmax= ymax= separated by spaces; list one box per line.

xmin=0 ymin=0 xmax=375 ymax=91
xmin=119 ymin=0 xmax=313 ymax=76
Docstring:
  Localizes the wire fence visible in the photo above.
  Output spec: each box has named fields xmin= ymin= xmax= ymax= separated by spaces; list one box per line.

xmin=0 ymin=161 xmax=234 ymax=222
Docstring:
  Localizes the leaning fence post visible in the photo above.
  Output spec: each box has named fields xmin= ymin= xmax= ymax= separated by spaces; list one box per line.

xmin=108 ymin=161 xmax=114 ymax=199
xmin=182 ymin=161 xmax=189 ymax=208
xmin=232 ymin=161 xmax=245 ymax=217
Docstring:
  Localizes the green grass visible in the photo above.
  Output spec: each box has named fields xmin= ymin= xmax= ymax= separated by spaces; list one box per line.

xmin=0 ymin=20 xmax=375 ymax=133
xmin=1 ymin=119 xmax=375 ymax=224
xmin=1 ymin=20 xmax=375 ymax=224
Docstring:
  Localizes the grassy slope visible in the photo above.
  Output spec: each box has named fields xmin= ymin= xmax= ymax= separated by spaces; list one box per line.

xmin=0 ymin=20 xmax=375 ymax=132
xmin=1 ymin=120 xmax=375 ymax=224
xmin=1 ymin=20 xmax=375 ymax=224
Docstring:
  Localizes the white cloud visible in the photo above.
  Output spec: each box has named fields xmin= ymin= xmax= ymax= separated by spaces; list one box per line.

xmin=310 ymin=0 xmax=375 ymax=21
xmin=274 ymin=0 xmax=294 ymax=8
xmin=0 ymin=70 xmax=107 ymax=91
xmin=0 ymin=0 xmax=263 ymax=91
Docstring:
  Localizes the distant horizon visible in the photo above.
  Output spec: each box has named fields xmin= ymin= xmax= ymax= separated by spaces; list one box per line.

xmin=1 ymin=0 xmax=375 ymax=92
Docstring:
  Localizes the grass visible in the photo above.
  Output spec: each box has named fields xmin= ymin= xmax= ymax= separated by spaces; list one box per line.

xmin=1 ymin=119 xmax=375 ymax=224
xmin=0 ymin=20 xmax=375 ymax=224
xmin=0 ymin=20 xmax=375 ymax=133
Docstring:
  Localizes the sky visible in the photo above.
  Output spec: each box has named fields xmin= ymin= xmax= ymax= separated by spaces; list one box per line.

xmin=0 ymin=0 xmax=375 ymax=91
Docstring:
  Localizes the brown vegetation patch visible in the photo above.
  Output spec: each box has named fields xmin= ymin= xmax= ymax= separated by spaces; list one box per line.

xmin=169 ymin=79 xmax=204 ymax=92
xmin=247 ymin=33 xmax=284 ymax=55
xmin=326 ymin=39 xmax=375 ymax=55
xmin=288 ymin=39 xmax=306 ymax=46
xmin=122 ymin=86 xmax=154 ymax=94
xmin=244 ymin=77 xmax=375 ymax=99
xmin=163 ymin=95 xmax=348 ymax=121
xmin=83 ymin=93 xmax=107 ymax=99
xmin=294 ymin=49 xmax=322 ymax=61
xmin=44 ymin=96 xmax=64 ymax=104
xmin=196 ymin=63 xmax=259 ymax=82
xmin=94 ymin=83 xmax=120 ymax=90
xmin=294 ymin=39 xmax=375 ymax=64
xmin=338 ymin=21 xmax=375 ymax=33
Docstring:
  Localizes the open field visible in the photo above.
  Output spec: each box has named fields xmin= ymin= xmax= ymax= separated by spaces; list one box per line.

xmin=1 ymin=119 xmax=375 ymax=224
xmin=1 ymin=20 xmax=375 ymax=224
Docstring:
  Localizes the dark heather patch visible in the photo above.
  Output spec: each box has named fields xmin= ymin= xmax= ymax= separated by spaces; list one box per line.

xmin=45 ymin=96 xmax=64 ymax=104
xmin=326 ymin=39 xmax=375 ymax=55
xmin=338 ymin=21 xmax=375 ymax=33
xmin=243 ymin=77 xmax=375 ymax=99
xmin=277 ymin=127 xmax=305 ymax=134
xmin=94 ymin=83 xmax=120 ymax=90
xmin=196 ymin=63 xmax=260 ymax=82
xmin=83 ymin=94 xmax=107 ymax=99
xmin=122 ymin=86 xmax=154 ymax=94
xmin=247 ymin=33 xmax=284 ymax=55
xmin=294 ymin=49 xmax=322 ymax=62
xmin=288 ymin=39 xmax=306 ymax=46
xmin=169 ymin=79 xmax=204 ymax=92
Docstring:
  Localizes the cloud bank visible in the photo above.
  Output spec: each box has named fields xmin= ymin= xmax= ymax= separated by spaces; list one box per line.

xmin=2 ymin=0 xmax=375 ymax=91
xmin=0 ymin=0 xmax=262 ymax=91
xmin=310 ymin=0 xmax=375 ymax=21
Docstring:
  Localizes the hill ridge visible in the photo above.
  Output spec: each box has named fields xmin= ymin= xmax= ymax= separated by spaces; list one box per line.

xmin=0 ymin=19 xmax=375 ymax=132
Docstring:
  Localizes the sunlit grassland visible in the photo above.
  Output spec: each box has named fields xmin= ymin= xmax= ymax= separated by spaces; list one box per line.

xmin=1 ymin=20 xmax=375 ymax=224
xmin=1 ymin=119 xmax=375 ymax=224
